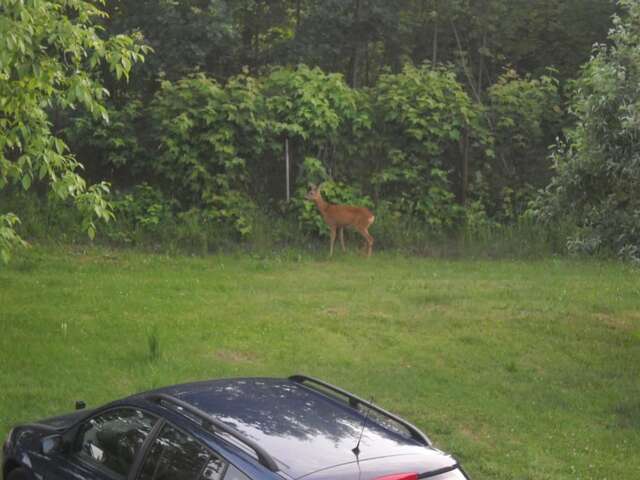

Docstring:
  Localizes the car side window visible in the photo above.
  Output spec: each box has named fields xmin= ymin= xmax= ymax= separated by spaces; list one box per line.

xmin=223 ymin=465 xmax=251 ymax=480
xmin=76 ymin=408 xmax=157 ymax=478
xmin=137 ymin=424 xmax=227 ymax=480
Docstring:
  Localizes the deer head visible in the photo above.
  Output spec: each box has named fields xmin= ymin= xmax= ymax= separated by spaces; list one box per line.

xmin=306 ymin=184 xmax=321 ymax=201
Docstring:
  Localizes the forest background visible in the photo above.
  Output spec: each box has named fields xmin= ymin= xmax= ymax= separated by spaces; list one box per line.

xmin=2 ymin=0 xmax=640 ymax=261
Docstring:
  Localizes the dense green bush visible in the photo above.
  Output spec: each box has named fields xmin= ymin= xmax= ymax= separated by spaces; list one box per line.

xmin=0 ymin=0 xmax=623 ymax=261
xmin=0 ymin=190 xmax=91 ymax=245
xmin=64 ymin=97 xmax=146 ymax=180
xmin=105 ymin=184 xmax=176 ymax=244
xmin=483 ymin=69 xmax=562 ymax=220
xmin=371 ymin=64 xmax=476 ymax=228
xmin=148 ymin=74 xmax=258 ymax=237
xmin=256 ymin=65 xmax=368 ymax=201
xmin=0 ymin=213 xmax=26 ymax=263
xmin=54 ymin=61 xmax=569 ymax=252
xmin=1 ymin=46 xmax=571 ymax=259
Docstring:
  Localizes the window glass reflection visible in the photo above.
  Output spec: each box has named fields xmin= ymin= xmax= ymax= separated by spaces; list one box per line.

xmin=138 ymin=424 xmax=226 ymax=480
xmin=77 ymin=408 xmax=157 ymax=477
xmin=223 ymin=464 xmax=250 ymax=480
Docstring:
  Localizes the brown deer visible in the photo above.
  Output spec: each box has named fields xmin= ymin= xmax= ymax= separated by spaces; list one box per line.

xmin=306 ymin=184 xmax=375 ymax=257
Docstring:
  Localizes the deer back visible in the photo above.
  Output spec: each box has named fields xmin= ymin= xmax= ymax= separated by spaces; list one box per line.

xmin=323 ymin=204 xmax=374 ymax=229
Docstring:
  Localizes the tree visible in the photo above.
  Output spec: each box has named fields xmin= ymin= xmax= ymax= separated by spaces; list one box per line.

xmin=0 ymin=0 xmax=147 ymax=261
xmin=536 ymin=0 xmax=640 ymax=260
xmin=100 ymin=0 xmax=239 ymax=87
xmin=284 ymin=0 xmax=408 ymax=87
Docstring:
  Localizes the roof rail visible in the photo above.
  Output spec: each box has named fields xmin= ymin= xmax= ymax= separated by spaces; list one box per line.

xmin=145 ymin=393 xmax=279 ymax=472
xmin=288 ymin=374 xmax=431 ymax=446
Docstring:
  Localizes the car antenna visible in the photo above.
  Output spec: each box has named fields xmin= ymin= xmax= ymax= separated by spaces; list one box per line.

xmin=352 ymin=398 xmax=374 ymax=456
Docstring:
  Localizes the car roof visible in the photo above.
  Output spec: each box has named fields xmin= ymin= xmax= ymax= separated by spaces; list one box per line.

xmin=140 ymin=377 xmax=430 ymax=478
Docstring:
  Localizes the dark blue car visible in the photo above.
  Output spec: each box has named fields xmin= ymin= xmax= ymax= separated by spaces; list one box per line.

xmin=2 ymin=375 xmax=470 ymax=480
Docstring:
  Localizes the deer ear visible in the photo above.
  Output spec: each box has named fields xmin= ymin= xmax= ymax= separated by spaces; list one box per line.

xmin=309 ymin=183 xmax=317 ymax=190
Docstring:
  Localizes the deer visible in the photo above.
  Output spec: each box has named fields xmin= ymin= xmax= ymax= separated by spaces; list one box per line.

xmin=306 ymin=184 xmax=375 ymax=257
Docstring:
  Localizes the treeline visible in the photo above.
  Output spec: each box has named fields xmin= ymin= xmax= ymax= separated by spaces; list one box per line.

xmin=98 ymin=0 xmax=616 ymax=88
xmin=60 ymin=1 xmax=579 ymax=239
xmin=4 ymin=0 xmax=640 ymax=260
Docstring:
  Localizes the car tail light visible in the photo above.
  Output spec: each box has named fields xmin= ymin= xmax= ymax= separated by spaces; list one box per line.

xmin=375 ymin=474 xmax=418 ymax=480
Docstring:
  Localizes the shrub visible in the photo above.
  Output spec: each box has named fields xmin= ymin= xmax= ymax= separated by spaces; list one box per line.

xmin=370 ymin=63 xmax=477 ymax=229
xmin=482 ymin=69 xmax=562 ymax=218
xmin=64 ymin=97 xmax=146 ymax=178
xmin=147 ymin=74 xmax=259 ymax=237
xmin=255 ymin=65 xmax=367 ymax=202
xmin=105 ymin=184 xmax=176 ymax=244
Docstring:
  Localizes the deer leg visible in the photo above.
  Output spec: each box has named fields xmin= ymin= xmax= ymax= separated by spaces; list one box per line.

xmin=365 ymin=230 xmax=374 ymax=257
xmin=357 ymin=228 xmax=374 ymax=257
xmin=329 ymin=226 xmax=337 ymax=257
xmin=339 ymin=227 xmax=346 ymax=251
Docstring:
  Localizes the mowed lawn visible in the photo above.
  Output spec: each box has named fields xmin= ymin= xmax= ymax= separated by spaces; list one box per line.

xmin=1 ymin=248 xmax=639 ymax=479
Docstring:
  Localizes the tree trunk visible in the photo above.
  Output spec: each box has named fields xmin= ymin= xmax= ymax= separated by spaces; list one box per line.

xmin=451 ymin=20 xmax=481 ymax=103
xmin=349 ymin=0 xmax=362 ymax=88
xmin=241 ymin=4 xmax=254 ymax=69
xmin=432 ymin=3 xmax=438 ymax=64
xmin=295 ymin=0 xmax=302 ymax=30
xmin=478 ymin=30 xmax=486 ymax=93
xmin=365 ymin=39 xmax=370 ymax=86
xmin=461 ymin=128 xmax=470 ymax=205
xmin=285 ymin=136 xmax=290 ymax=202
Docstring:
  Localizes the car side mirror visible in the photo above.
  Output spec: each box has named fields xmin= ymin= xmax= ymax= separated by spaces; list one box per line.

xmin=41 ymin=434 xmax=64 ymax=455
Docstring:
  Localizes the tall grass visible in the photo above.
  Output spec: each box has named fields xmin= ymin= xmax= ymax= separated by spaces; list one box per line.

xmin=2 ymin=191 xmax=572 ymax=259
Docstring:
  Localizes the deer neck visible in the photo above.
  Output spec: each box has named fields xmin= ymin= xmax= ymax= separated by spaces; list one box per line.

xmin=314 ymin=195 xmax=330 ymax=215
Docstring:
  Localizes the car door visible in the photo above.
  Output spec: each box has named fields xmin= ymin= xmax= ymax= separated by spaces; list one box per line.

xmin=46 ymin=407 xmax=158 ymax=480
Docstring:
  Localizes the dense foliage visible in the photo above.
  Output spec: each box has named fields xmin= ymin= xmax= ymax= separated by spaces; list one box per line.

xmin=148 ymin=75 xmax=257 ymax=237
xmin=0 ymin=0 xmax=147 ymax=260
xmin=371 ymin=64 xmax=477 ymax=227
xmin=538 ymin=0 xmax=640 ymax=261
xmin=2 ymin=0 xmax=637 ymax=259
xmin=484 ymin=69 xmax=562 ymax=220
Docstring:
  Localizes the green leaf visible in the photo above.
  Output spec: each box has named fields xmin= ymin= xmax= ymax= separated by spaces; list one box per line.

xmin=21 ymin=175 xmax=31 ymax=190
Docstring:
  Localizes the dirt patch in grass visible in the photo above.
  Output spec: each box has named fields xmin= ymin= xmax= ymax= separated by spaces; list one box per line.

xmin=321 ymin=306 xmax=349 ymax=317
xmin=458 ymin=424 xmax=495 ymax=448
xmin=615 ymin=401 xmax=640 ymax=429
xmin=214 ymin=349 xmax=259 ymax=364
xmin=597 ymin=313 xmax=634 ymax=332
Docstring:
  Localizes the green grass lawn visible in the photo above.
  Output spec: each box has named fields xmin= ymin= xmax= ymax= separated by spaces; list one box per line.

xmin=1 ymin=247 xmax=639 ymax=479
